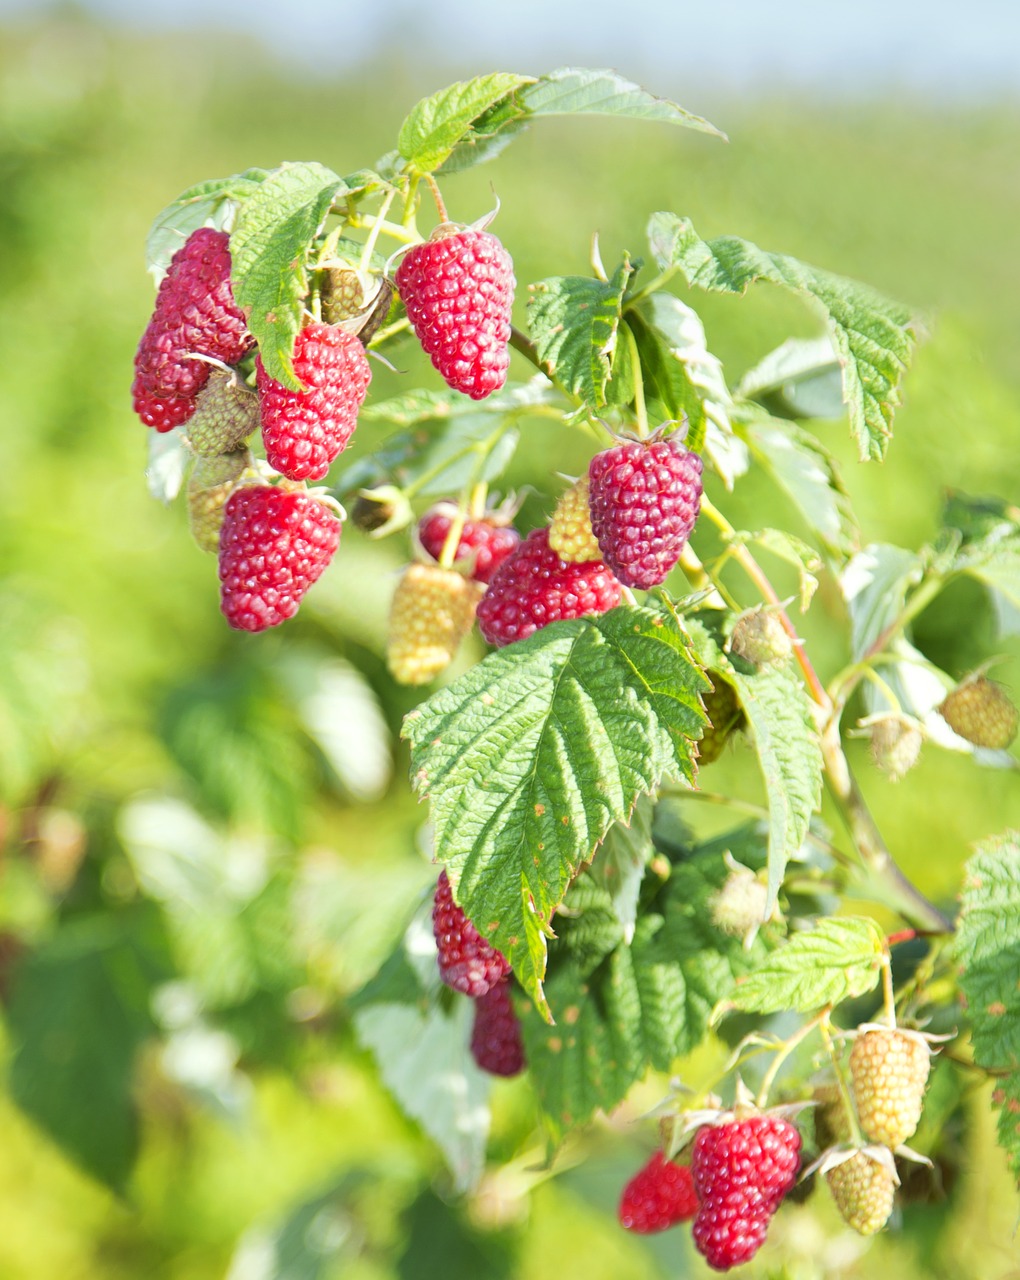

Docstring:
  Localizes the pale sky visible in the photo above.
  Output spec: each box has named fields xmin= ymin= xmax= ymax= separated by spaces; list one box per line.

xmin=2 ymin=0 xmax=1018 ymax=99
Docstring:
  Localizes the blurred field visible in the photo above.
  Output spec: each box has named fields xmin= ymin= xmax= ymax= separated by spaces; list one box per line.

xmin=0 ymin=13 xmax=1018 ymax=1279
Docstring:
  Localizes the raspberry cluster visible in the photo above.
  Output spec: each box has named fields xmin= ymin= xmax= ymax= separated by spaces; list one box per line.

xmin=133 ymin=227 xmax=252 ymax=431
xmin=416 ymin=504 xmax=521 ymax=584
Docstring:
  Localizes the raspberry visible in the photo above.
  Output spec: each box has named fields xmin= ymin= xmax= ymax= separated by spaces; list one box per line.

xmin=691 ymin=1115 xmax=801 ymax=1271
xmin=218 ymin=484 xmax=342 ymax=632
xmin=812 ymin=1083 xmax=852 ymax=1149
xmin=618 ymin=1151 xmax=699 ymax=1233
xmin=698 ymin=674 xmax=746 ymax=765
xmin=258 ymin=324 xmax=371 ymax=482
xmin=548 ymin=477 xmax=601 ymax=563
xmin=184 ymin=370 xmax=259 ymax=457
xmin=476 ymin=527 xmax=622 ymax=648
xmin=395 ymin=227 xmax=514 ymax=400
xmin=708 ymin=864 xmax=770 ymax=940
xmin=825 ymin=1149 xmax=897 ymax=1235
xmin=587 ymin=439 xmax=703 ymax=589
xmin=470 ymin=978 xmax=525 ymax=1077
xmin=417 ymin=502 xmax=520 ymax=584
xmin=386 ymin=564 xmax=484 ymax=686
xmin=432 ymin=868 xmax=510 ymax=997
xmin=867 ymin=714 xmax=923 ymax=781
xmin=133 ymin=227 xmax=252 ymax=429
xmin=849 ymin=1027 xmax=931 ymax=1149
xmin=188 ymin=449 xmax=253 ymax=553
xmin=728 ymin=606 xmax=793 ymax=667
xmin=937 ymin=675 xmax=1018 ymax=750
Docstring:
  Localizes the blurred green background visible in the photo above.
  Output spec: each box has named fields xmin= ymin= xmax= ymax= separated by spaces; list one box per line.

xmin=0 ymin=9 xmax=1018 ymax=1278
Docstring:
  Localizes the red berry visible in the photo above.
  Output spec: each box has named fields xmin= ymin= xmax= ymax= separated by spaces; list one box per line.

xmin=395 ymin=228 xmax=514 ymax=400
xmin=691 ymin=1116 xmax=801 ymax=1271
xmin=587 ymin=439 xmax=703 ymax=589
xmin=258 ymin=324 xmax=371 ymax=482
xmin=476 ymin=527 xmax=622 ymax=648
xmin=618 ymin=1152 xmax=699 ymax=1233
xmin=417 ymin=504 xmax=521 ymax=584
xmin=432 ymin=869 xmax=510 ymax=997
xmin=133 ymin=227 xmax=252 ymax=429
xmin=218 ymin=484 xmax=341 ymax=632
xmin=470 ymin=979 xmax=525 ymax=1077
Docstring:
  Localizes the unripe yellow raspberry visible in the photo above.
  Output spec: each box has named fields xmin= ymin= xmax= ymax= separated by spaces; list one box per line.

xmin=386 ymin=564 xmax=484 ymax=686
xmin=549 ymin=477 xmax=601 ymax=563
xmin=849 ymin=1027 xmax=932 ymax=1148
xmin=826 ymin=1149 xmax=897 ymax=1235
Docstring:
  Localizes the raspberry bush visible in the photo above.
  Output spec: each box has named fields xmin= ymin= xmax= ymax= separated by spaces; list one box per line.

xmin=65 ymin=65 xmax=1020 ymax=1273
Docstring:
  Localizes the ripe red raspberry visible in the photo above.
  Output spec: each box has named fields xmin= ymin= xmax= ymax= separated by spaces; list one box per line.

xmin=258 ymin=324 xmax=371 ymax=482
xmin=618 ymin=1151 xmax=699 ymax=1233
xmin=417 ymin=503 xmax=520 ymax=584
xmin=476 ymin=527 xmax=622 ymax=648
xmin=432 ymin=869 xmax=510 ymax=997
xmin=470 ymin=979 xmax=525 ymax=1077
xmin=587 ymin=439 xmax=703 ymax=589
xmin=395 ymin=227 xmax=514 ymax=400
xmin=133 ymin=227 xmax=252 ymax=430
xmin=691 ymin=1115 xmax=801 ymax=1271
xmin=218 ymin=484 xmax=341 ymax=632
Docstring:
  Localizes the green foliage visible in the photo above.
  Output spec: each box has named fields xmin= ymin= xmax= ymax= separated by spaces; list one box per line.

xmin=403 ymin=607 xmax=707 ymax=1012
xmin=723 ymin=916 xmax=884 ymax=1014
xmin=527 ymin=259 xmax=635 ymax=408
xmin=397 ymin=73 xmax=534 ymax=174
xmin=648 ymin=212 xmax=918 ymax=460
xmin=145 ymin=169 xmax=269 ymax=279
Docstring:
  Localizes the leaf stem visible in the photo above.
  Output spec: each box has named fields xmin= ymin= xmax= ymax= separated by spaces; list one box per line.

xmin=345 ymin=211 xmax=419 ymax=246
xmin=627 ymin=324 xmax=649 ymax=438
xmin=510 ymin=324 xmax=541 ymax=369
xmin=358 ymin=189 xmax=396 ymax=269
xmin=819 ymin=1016 xmax=864 ymax=1146
xmin=755 ymin=1007 xmax=830 ymax=1109
xmin=424 ymin=173 xmax=449 ymax=224
xmin=624 ymin=265 xmax=678 ymax=310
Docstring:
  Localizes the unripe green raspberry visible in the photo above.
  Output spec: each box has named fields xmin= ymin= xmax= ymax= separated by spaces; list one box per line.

xmin=549 ymin=477 xmax=601 ymax=563
xmin=812 ymin=1083 xmax=853 ymax=1149
xmin=698 ymin=673 xmax=746 ymax=765
xmin=728 ymin=606 xmax=793 ymax=667
xmin=321 ymin=269 xmax=393 ymax=345
xmin=867 ymin=714 xmax=923 ymax=781
xmin=825 ymin=1149 xmax=897 ymax=1235
xmin=708 ymin=860 xmax=770 ymax=940
xmin=183 ymin=369 xmax=259 ymax=457
xmin=187 ymin=449 xmax=254 ymax=552
xmin=937 ymin=675 xmax=1018 ymax=750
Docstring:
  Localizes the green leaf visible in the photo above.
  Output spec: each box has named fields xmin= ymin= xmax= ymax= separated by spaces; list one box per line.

xmin=741 ymin=410 xmax=859 ymax=558
xmin=840 ymin=544 xmax=924 ymax=660
xmin=737 ymin=336 xmax=846 ymax=421
xmin=8 ymin=913 xmax=170 ymax=1191
xmin=352 ymin=911 xmax=492 ymax=1193
xmin=358 ymin=376 xmax=562 ymax=427
xmin=957 ymin=831 xmax=1020 ymax=1070
xmin=954 ymin=533 xmax=1020 ymax=640
xmin=724 ymin=916 xmax=884 ymax=1014
xmin=648 ymin=213 xmax=918 ymax=461
xmin=230 ymin=162 xmax=346 ymax=389
xmin=527 ymin=258 xmax=635 ymax=408
xmin=521 ymin=67 xmax=725 ymax=139
xmin=629 ymin=293 xmax=746 ymax=484
xmin=402 ymin=606 xmax=709 ymax=1012
xmin=397 ymin=73 xmax=533 ymax=174
xmin=728 ymin=528 xmax=822 ymax=611
xmin=685 ymin=616 xmax=823 ymax=911
xmin=145 ymin=424 xmax=189 ymax=504
xmin=585 ymin=794 xmax=655 ymax=944
xmin=520 ymin=848 xmax=771 ymax=1139
xmin=957 ymin=832 xmax=1020 ymax=1187
xmin=145 ymin=169 xmax=269 ymax=280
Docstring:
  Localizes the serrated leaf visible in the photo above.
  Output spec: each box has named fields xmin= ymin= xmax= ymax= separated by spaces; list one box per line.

xmin=685 ymin=616 xmax=823 ymax=911
xmin=527 ymin=259 xmax=634 ymax=408
xmin=402 ymin=606 xmax=709 ymax=1012
xmin=145 ymin=169 xmax=269 ymax=281
xmin=520 ymin=848 xmax=771 ymax=1139
xmin=742 ymin=410 xmax=859 ymax=558
xmin=648 ymin=213 xmax=918 ymax=461
xmin=993 ymin=1072 xmax=1020 ymax=1189
xmin=230 ymin=162 xmax=346 ymax=389
xmin=397 ymin=73 xmax=533 ymax=174
xmin=352 ymin=912 xmax=491 ymax=1192
xmin=737 ymin=336 xmax=845 ymax=421
xmin=841 ymin=544 xmax=924 ymax=659
xmin=629 ymin=293 xmax=745 ymax=483
xmin=521 ymin=67 xmax=725 ymax=139
xmin=956 ymin=831 xmax=1020 ymax=1069
xmin=955 ymin=533 xmax=1020 ymax=639
xmin=145 ymin=425 xmax=189 ymax=503
xmin=586 ymin=794 xmax=655 ymax=943
xmin=8 ymin=913 xmax=170 ymax=1191
xmin=942 ymin=491 xmax=1020 ymax=545
xmin=725 ymin=916 xmax=884 ymax=1014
